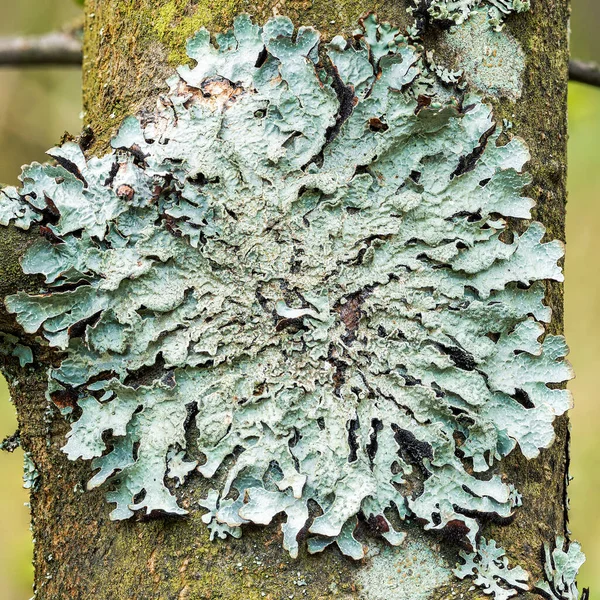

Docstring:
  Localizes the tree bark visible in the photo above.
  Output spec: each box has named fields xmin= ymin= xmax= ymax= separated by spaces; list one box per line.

xmin=0 ymin=0 xmax=570 ymax=598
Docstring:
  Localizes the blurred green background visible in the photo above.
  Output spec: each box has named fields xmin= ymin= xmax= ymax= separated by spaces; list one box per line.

xmin=0 ymin=1 xmax=598 ymax=598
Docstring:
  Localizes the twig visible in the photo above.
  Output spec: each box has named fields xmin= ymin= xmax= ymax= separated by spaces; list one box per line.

xmin=569 ymin=59 xmax=600 ymax=88
xmin=0 ymin=31 xmax=81 ymax=67
xmin=1 ymin=29 xmax=600 ymax=92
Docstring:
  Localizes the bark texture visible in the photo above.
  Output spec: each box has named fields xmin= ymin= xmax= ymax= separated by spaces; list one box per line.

xmin=0 ymin=0 xmax=570 ymax=598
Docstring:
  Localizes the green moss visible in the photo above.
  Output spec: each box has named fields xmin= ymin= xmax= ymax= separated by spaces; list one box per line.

xmin=80 ymin=514 xmax=361 ymax=599
xmin=154 ymin=2 xmax=179 ymax=40
xmin=0 ymin=225 xmax=42 ymax=331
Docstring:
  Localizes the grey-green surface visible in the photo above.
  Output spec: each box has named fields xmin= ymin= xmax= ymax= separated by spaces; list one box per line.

xmin=0 ymin=11 xmax=578 ymax=597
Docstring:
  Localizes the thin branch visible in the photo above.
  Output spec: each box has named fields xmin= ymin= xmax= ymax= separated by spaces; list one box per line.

xmin=569 ymin=59 xmax=600 ymax=88
xmin=0 ymin=31 xmax=81 ymax=67
xmin=1 ymin=29 xmax=600 ymax=92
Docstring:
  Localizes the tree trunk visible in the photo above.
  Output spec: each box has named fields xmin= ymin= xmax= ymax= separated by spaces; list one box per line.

xmin=0 ymin=0 xmax=572 ymax=598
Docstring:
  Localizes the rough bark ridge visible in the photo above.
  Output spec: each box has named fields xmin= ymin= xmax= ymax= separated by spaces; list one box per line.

xmin=0 ymin=0 xmax=570 ymax=598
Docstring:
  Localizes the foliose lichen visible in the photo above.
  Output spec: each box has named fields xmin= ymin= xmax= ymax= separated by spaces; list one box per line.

xmin=0 ymin=332 xmax=33 ymax=367
xmin=454 ymin=537 xmax=529 ymax=599
xmin=358 ymin=535 xmax=453 ymax=599
xmin=23 ymin=451 xmax=39 ymax=491
xmin=410 ymin=0 xmax=530 ymax=31
xmin=439 ymin=7 xmax=526 ymax=100
xmin=0 ymin=11 xmax=575 ymax=592
xmin=535 ymin=536 xmax=587 ymax=600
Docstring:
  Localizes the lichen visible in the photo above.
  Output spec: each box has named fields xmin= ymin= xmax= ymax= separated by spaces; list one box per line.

xmin=438 ymin=8 xmax=526 ymax=100
xmin=23 ymin=451 xmax=39 ymax=490
xmin=358 ymin=534 xmax=453 ymax=599
xmin=0 ymin=182 xmax=43 ymax=231
xmin=535 ymin=536 xmax=587 ymax=600
xmin=0 ymin=331 xmax=33 ymax=367
xmin=410 ymin=0 xmax=530 ymax=31
xmin=0 ymin=12 xmax=572 ymax=586
xmin=454 ymin=538 xmax=529 ymax=599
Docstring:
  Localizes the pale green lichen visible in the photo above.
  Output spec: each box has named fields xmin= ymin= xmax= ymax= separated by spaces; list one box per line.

xmin=535 ymin=536 xmax=587 ymax=600
xmin=454 ymin=538 xmax=529 ymax=599
xmin=358 ymin=535 xmax=453 ymax=599
xmin=0 ymin=13 xmax=573 ymax=588
xmin=439 ymin=8 xmax=526 ymax=100
xmin=410 ymin=0 xmax=530 ymax=31
xmin=456 ymin=536 xmax=588 ymax=600
xmin=0 ymin=184 xmax=42 ymax=230
xmin=0 ymin=332 xmax=33 ymax=367
xmin=23 ymin=451 xmax=39 ymax=490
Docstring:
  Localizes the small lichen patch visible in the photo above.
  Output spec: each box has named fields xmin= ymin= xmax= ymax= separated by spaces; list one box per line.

xmin=23 ymin=451 xmax=39 ymax=490
xmin=357 ymin=535 xmax=453 ymax=599
xmin=439 ymin=8 xmax=525 ymax=100
xmin=410 ymin=0 xmax=530 ymax=30
xmin=0 ymin=12 xmax=572 ymax=587
xmin=535 ymin=536 xmax=586 ymax=600
xmin=454 ymin=538 xmax=529 ymax=599
xmin=0 ymin=332 xmax=33 ymax=367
